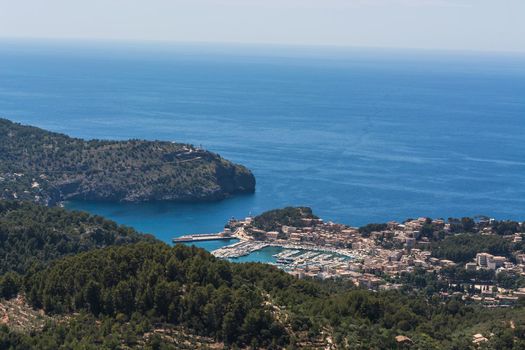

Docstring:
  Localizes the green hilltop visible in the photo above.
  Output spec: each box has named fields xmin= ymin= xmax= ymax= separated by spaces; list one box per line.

xmin=0 ymin=118 xmax=255 ymax=205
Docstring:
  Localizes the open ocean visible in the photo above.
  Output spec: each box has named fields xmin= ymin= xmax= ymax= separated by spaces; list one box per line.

xmin=1 ymin=39 xmax=524 ymax=257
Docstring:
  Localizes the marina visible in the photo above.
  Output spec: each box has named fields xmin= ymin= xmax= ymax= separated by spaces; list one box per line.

xmin=212 ymin=241 xmax=269 ymax=259
xmin=211 ymin=239 xmax=356 ymax=270
xmin=272 ymin=249 xmax=351 ymax=270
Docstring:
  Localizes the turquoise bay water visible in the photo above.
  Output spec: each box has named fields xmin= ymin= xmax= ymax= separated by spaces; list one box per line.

xmin=191 ymin=239 xmax=240 ymax=252
xmin=1 ymin=40 xmax=525 ymax=261
xmin=230 ymin=246 xmax=283 ymax=264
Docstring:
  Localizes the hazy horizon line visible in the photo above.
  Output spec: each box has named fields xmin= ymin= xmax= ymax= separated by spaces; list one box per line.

xmin=1 ymin=35 xmax=524 ymax=58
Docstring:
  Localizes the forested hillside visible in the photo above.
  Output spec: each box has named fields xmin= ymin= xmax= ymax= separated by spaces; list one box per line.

xmin=0 ymin=118 xmax=255 ymax=205
xmin=1 ymin=202 xmax=525 ymax=348
xmin=2 ymin=241 xmax=522 ymax=349
xmin=24 ymin=243 xmax=290 ymax=348
xmin=0 ymin=200 xmax=152 ymax=276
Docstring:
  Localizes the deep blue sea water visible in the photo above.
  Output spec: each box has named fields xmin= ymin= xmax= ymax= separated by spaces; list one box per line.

xmin=1 ymin=40 xmax=525 ymax=258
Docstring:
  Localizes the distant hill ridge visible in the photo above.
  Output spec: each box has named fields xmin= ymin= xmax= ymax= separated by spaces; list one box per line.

xmin=0 ymin=118 xmax=255 ymax=205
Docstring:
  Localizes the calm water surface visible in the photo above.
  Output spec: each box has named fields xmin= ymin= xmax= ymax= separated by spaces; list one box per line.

xmin=1 ymin=40 xmax=524 ymax=259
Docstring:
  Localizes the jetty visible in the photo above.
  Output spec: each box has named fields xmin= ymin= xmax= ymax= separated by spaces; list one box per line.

xmin=173 ymin=232 xmax=234 ymax=243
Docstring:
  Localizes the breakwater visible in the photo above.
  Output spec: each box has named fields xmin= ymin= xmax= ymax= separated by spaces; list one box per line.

xmin=173 ymin=233 xmax=233 ymax=243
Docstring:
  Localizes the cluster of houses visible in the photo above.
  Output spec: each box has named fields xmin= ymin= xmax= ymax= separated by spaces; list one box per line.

xmin=226 ymin=215 xmax=525 ymax=303
xmin=0 ymin=172 xmax=49 ymax=204
xmin=243 ymin=217 xmax=356 ymax=247
xmin=465 ymin=248 xmax=525 ymax=275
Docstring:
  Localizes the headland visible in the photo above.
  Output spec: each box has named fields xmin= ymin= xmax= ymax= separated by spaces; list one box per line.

xmin=0 ymin=118 xmax=255 ymax=205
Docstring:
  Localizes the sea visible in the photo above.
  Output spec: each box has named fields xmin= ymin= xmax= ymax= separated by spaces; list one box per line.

xmin=1 ymin=39 xmax=524 ymax=263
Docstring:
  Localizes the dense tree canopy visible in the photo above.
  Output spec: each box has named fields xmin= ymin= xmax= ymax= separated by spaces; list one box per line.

xmin=430 ymin=234 xmax=514 ymax=263
xmin=6 ymin=241 xmax=522 ymax=349
xmin=24 ymin=242 xmax=289 ymax=348
xmin=0 ymin=200 xmax=152 ymax=276
xmin=1 ymin=202 xmax=525 ymax=348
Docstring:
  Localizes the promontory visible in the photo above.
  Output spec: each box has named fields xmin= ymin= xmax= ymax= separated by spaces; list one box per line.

xmin=0 ymin=118 xmax=255 ymax=205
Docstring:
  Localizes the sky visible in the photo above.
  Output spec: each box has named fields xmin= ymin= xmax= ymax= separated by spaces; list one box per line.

xmin=0 ymin=0 xmax=524 ymax=53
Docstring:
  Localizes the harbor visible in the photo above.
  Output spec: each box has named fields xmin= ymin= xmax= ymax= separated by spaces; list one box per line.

xmin=211 ymin=239 xmax=357 ymax=259
xmin=210 ymin=239 xmax=357 ymax=269
xmin=272 ymin=249 xmax=350 ymax=269
xmin=211 ymin=241 xmax=269 ymax=258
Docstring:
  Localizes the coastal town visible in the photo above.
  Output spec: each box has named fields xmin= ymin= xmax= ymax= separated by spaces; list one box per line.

xmin=177 ymin=207 xmax=525 ymax=307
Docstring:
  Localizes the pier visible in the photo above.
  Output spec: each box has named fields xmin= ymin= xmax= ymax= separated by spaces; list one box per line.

xmin=173 ymin=233 xmax=234 ymax=243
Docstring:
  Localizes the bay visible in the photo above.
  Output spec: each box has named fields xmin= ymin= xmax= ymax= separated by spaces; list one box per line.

xmin=1 ymin=39 xmax=524 ymax=261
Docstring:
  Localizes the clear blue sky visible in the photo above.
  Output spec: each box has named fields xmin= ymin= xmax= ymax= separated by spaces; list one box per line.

xmin=0 ymin=0 xmax=524 ymax=53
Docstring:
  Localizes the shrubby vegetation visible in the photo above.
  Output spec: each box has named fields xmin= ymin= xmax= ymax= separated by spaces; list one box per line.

xmin=252 ymin=207 xmax=318 ymax=232
xmin=0 ymin=313 xmax=219 ymax=350
xmin=447 ymin=217 xmax=477 ymax=233
xmin=359 ymin=223 xmax=388 ymax=237
xmin=0 ymin=118 xmax=255 ymax=204
xmin=491 ymin=220 xmax=525 ymax=235
xmin=430 ymin=234 xmax=514 ymax=263
xmin=447 ymin=217 xmax=525 ymax=236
